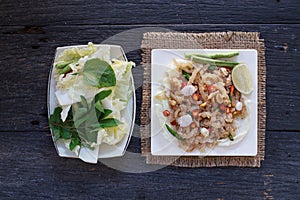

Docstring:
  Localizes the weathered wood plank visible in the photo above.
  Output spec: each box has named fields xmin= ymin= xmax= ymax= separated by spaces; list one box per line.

xmin=0 ymin=0 xmax=299 ymax=26
xmin=0 ymin=24 xmax=299 ymax=131
xmin=0 ymin=131 xmax=298 ymax=199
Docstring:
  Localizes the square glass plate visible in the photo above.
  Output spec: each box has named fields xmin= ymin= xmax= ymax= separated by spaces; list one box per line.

xmin=151 ymin=49 xmax=257 ymax=156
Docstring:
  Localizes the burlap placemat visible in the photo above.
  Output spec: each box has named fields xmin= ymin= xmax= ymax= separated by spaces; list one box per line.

xmin=140 ymin=32 xmax=266 ymax=167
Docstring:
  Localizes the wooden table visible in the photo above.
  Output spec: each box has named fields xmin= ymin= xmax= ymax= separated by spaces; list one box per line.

xmin=0 ymin=1 xmax=299 ymax=199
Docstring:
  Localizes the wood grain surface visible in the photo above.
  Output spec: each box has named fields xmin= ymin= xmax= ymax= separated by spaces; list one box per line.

xmin=0 ymin=0 xmax=299 ymax=199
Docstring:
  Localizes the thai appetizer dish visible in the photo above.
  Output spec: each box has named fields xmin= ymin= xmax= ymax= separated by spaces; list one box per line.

xmin=155 ymin=51 xmax=253 ymax=152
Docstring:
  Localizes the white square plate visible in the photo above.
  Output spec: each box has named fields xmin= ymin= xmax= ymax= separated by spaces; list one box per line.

xmin=151 ymin=49 xmax=257 ymax=156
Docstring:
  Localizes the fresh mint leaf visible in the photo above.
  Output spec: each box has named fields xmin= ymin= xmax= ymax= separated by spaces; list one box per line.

xmin=83 ymin=58 xmax=116 ymax=88
xmin=99 ymin=118 xmax=122 ymax=128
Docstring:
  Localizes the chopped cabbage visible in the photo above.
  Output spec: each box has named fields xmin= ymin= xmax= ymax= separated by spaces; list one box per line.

xmin=57 ymin=42 xmax=97 ymax=62
xmin=53 ymin=43 xmax=134 ymax=162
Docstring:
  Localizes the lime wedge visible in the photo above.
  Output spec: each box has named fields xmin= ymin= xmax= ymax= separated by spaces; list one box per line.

xmin=232 ymin=64 xmax=253 ymax=94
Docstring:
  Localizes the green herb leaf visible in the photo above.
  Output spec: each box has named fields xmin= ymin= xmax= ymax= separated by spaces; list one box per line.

xmin=165 ymin=124 xmax=185 ymax=141
xmin=95 ymin=101 xmax=104 ymax=113
xmin=51 ymin=126 xmax=61 ymax=141
xmin=83 ymin=58 xmax=116 ymax=88
xmin=99 ymin=118 xmax=122 ymax=128
xmin=95 ymin=90 xmax=112 ymax=102
xmin=49 ymin=107 xmax=63 ymax=140
xmin=60 ymin=127 xmax=71 ymax=139
xmin=73 ymin=107 xmax=88 ymax=127
xmin=50 ymin=107 xmax=62 ymax=123
xmin=69 ymin=134 xmax=81 ymax=151
xmin=76 ymin=123 xmax=99 ymax=144
xmin=182 ymin=70 xmax=191 ymax=80
xmin=55 ymin=61 xmax=72 ymax=69
xmin=228 ymin=133 xmax=234 ymax=141
xmin=99 ymin=109 xmax=113 ymax=120
xmin=59 ymin=65 xmax=72 ymax=75
xmin=80 ymin=95 xmax=89 ymax=109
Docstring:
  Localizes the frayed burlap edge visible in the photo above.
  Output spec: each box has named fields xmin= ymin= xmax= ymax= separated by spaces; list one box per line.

xmin=140 ymin=32 xmax=266 ymax=167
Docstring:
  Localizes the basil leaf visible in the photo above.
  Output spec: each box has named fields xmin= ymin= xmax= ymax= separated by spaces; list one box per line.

xmin=49 ymin=106 xmax=87 ymax=150
xmin=49 ymin=107 xmax=64 ymax=140
xmin=50 ymin=107 xmax=62 ymax=123
xmin=69 ymin=136 xmax=81 ymax=151
xmin=95 ymin=90 xmax=112 ymax=102
xmin=76 ymin=125 xmax=98 ymax=144
xmin=95 ymin=101 xmax=104 ymax=113
xmin=60 ymin=127 xmax=71 ymax=139
xmin=99 ymin=118 xmax=122 ymax=128
xmin=80 ymin=95 xmax=89 ymax=109
xmin=99 ymin=109 xmax=113 ymax=120
xmin=73 ymin=107 xmax=88 ymax=127
xmin=83 ymin=58 xmax=116 ymax=88
xmin=51 ymin=126 xmax=61 ymax=141
xmin=76 ymin=109 xmax=99 ymax=144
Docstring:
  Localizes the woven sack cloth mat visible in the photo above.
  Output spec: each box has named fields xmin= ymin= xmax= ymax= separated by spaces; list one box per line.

xmin=140 ymin=31 xmax=266 ymax=167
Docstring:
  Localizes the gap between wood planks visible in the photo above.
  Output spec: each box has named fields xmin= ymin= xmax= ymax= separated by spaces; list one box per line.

xmin=1 ymin=23 xmax=300 ymax=31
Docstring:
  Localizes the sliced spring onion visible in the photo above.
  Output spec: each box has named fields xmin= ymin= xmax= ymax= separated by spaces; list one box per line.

xmin=165 ymin=124 xmax=185 ymax=141
xmin=191 ymin=56 xmax=239 ymax=68
xmin=185 ymin=51 xmax=239 ymax=59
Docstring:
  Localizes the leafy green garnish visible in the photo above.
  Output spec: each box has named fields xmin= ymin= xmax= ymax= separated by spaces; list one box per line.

xmin=182 ymin=70 xmax=191 ymax=80
xmin=228 ymin=133 xmax=234 ymax=141
xmin=55 ymin=61 xmax=72 ymax=69
xmin=99 ymin=109 xmax=113 ymax=120
xmin=83 ymin=58 xmax=116 ymax=88
xmin=50 ymin=89 xmax=122 ymax=151
xmin=49 ymin=107 xmax=81 ymax=147
xmin=99 ymin=118 xmax=122 ymax=128
xmin=165 ymin=124 xmax=185 ymax=141
xmin=69 ymin=132 xmax=81 ymax=151
xmin=95 ymin=90 xmax=112 ymax=102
